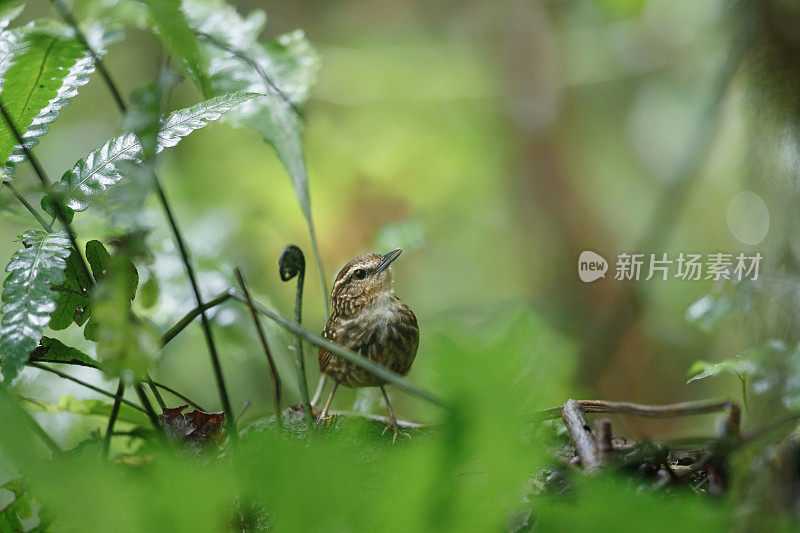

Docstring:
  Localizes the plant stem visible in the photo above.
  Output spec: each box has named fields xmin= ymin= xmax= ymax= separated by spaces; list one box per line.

xmin=50 ymin=0 xmax=128 ymax=113
xmin=160 ymin=289 xmax=234 ymax=346
xmin=103 ymin=380 xmax=124 ymax=458
xmin=152 ymin=381 xmax=207 ymax=412
xmin=135 ymin=383 xmax=164 ymax=435
xmin=235 ymin=268 xmax=283 ymax=420
xmin=151 ymin=171 xmax=236 ymax=441
xmin=27 ymin=362 xmax=146 ymax=413
xmin=5 ymin=182 xmax=53 ymax=231
xmin=738 ymin=373 xmax=755 ymax=430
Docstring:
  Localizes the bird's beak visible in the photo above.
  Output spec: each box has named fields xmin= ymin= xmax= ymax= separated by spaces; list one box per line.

xmin=375 ymin=248 xmax=402 ymax=274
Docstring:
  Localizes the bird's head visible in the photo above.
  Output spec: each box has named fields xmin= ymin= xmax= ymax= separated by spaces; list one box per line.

xmin=331 ymin=248 xmax=402 ymax=313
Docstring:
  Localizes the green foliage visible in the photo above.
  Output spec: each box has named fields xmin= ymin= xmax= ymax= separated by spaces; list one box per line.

xmin=139 ymin=0 xmax=205 ymax=92
xmin=0 ymin=27 xmax=85 ymax=177
xmin=5 ymin=23 xmax=121 ymax=178
xmin=0 ymin=478 xmax=34 ymax=532
xmin=48 ymin=249 xmax=91 ymax=330
xmin=0 ymin=231 xmax=70 ymax=382
xmin=29 ymin=336 xmax=97 ymax=367
xmin=45 ymin=91 xmax=257 ymax=220
xmin=184 ymin=0 xmax=321 ymax=222
xmin=90 ymin=243 xmax=158 ymax=380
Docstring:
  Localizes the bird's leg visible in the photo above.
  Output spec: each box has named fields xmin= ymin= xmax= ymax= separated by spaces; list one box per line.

xmin=318 ymin=382 xmax=338 ymax=421
xmin=380 ymin=386 xmax=411 ymax=443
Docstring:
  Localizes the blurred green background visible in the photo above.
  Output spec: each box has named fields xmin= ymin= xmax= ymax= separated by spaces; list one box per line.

xmin=2 ymin=0 xmax=766 ymax=451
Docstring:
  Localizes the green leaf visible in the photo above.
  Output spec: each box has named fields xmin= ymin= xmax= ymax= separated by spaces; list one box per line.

xmin=46 ymin=91 xmax=257 ymax=217
xmin=29 ymin=336 xmax=97 ymax=367
xmin=0 ymin=31 xmax=85 ymax=173
xmin=185 ymin=0 xmax=321 ymax=222
xmin=140 ymin=0 xmax=206 ymax=91
xmin=0 ymin=231 xmax=70 ymax=381
xmin=5 ymin=24 xmax=121 ymax=178
xmin=90 ymin=246 xmax=156 ymax=379
xmin=686 ymin=358 xmax=754 ymax=383
xmin=48 ymin=249 xmax=91 ymax=330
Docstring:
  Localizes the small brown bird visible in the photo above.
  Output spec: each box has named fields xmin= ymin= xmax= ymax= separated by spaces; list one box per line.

xmin=318 ymin=248 xmax=419 ymax=435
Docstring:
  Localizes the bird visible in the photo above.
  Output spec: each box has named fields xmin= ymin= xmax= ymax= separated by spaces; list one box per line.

xmin=317 ymin=248 xmax=419 ymax=438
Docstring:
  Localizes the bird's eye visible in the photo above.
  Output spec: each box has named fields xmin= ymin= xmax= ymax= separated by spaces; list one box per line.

xmin=353 ymin=268 xmax=367 ymax=280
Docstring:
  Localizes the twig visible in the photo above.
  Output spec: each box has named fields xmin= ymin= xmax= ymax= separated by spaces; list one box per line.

xmin=27 ymin=362 xmax=146 ymax=413
xmin=5 ymin=182 xmax=53 ymax=231
xmin=103 ymin=380 xmax=125 ymax=458
xmin=594 ymin=418 xmax=612 ymax=466
xmin=135 ymin=383 xmax=165 ymax=437
xmin=330 ymin=410 xmax=433 ymax=429
xmin=235 ymin=267 xmax=282 ymax=418
xmin=152 ymin=173 xmax=236 ymax=441
xmin=160 ymin=289 xmax=234 ymax=346
xmin=537 ymin=399 xmax=735 ymax=421
xmin=50 ymin=0 xmax=128 ymax=113
xmin=562 ymin=399 xmax=601 ymax=470
xmin=152 ymin=381 xmax=207 ymax=412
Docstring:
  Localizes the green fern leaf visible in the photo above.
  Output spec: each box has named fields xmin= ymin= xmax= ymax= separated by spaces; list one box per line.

xmin=47 ymin=91 xmax=257 ymax=217
xmin=5 ymin=25 xmax=122 ymax=177
xmin=0 ymin=31 xmax=86 ymax=174
xmin=0 ymin=231 xmax=71 ymax=381
xmin=186 ymin=0 xmax=321 ymax=222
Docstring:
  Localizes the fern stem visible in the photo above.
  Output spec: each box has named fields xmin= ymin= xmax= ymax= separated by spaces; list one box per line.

xmin=135 ymin=383 xmax=165 ymax=436
xmin=161 ymin=289 xmax=234 ymax=346
xmin=27 ymin=362 xmax=146 ymax=413
xmin=235 ymin=268 xmax=283 ymax=421
xmin=152 ymin=381 xmax=207 ymax=412
xmin=50 ymin=0 xmax=127 ymax=113
xmin=151 ymin=171 xmax=237 ymax=440
xmin=103 ymin=380 xmax=125 ymax=458
xmin=5 ymin=182 xmax=53 ymax=231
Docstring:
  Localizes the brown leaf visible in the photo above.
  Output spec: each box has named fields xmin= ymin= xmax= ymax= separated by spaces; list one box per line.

xmin=159 ymin=404 xmax=225 ymax=452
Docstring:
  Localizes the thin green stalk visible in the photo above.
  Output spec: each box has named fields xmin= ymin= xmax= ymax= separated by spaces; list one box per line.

xmin=103 ymin=380 xmax=125 ymax=458
xmin=279 ymin=246 xmax=313 ymax=422
xmin=235 ymin=268 xmax=283 ymax=420
xmin=151 ymin=171 xmax=237 ymax=440
xmin=5 ymin=182 xmax=53 ymax=231
xmin=135 ymin=383 xmax=165 ymax=436
xmin=738 ymin=372 xmax=755 ymax=430
xmin=27 ymin=362 xmax=147 ymax=413
xmin=152 ymin=381 xmax=207 ymax=412
xmin=161 ymin=289 xmax=234 ymax=346
xmin=50 ymin=0 xmax=128 ymax=113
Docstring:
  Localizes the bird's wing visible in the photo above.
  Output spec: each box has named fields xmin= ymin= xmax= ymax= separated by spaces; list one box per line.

xmin=318 ymin=321 xmax=336 ymax=372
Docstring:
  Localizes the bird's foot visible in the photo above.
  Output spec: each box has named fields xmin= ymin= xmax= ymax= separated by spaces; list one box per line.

xmin=314 ymin=412 xmax=337 ymax=428
xmin=382 ymin=417 xmax=411 ymax=443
